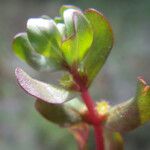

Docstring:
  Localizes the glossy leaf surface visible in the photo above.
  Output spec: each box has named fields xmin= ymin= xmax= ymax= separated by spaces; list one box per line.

xmin=27 ymin=18 xmax=62 ymax=59
xmin=13 ymin=33 xmax=59 ymax=71
xmin=62 ymin=10 xmax=93 ymax=64
xmin=83 ymin=9 xmax=113 ymax=85
xmin=56 ymin=23 xmax=66 ymax=40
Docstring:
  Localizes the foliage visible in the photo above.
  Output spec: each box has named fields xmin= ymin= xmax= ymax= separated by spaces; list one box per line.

xmin=12 ymin=5 xmax=150 ymax=150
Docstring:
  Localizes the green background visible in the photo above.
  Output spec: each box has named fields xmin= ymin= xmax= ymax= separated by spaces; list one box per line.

xmin=0 ymin=0 xmax=150 ymax=149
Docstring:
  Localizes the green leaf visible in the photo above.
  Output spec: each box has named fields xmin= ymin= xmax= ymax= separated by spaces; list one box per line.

xmin=59 ymin=5 xmax=80 ymax=18
xmin=82 ymin=9 xmax=113 ymax=85
xmin=105 ymin=98 xmax=140 ymax=133
xmin=62 ymin=10 xmax=93 ymax=64
xmin=27 ymin=18 xmax=62 ymax=59
xmin=54 ymin=17 xmax=64 ymax=23
xmin=35 ymin=99 xmax=82 ymax=126
xmin=62 ymin=9 xmax=76 ymax=37
xmin=105 ymin=77 xmax=150 ymax=133
xmin=15 ymin=67 xmax=71 ymax=104
xmin=104 ymin=129 xmax=124 ymax=150
xmin=56 ymin=23 xmax=66 ymax=40
xmin=136 ymin=77 xmax=150 ymax=124
xmin=65 ymin=97 xmax=85 ymax=111
xmin=60 ymin=74 xmax=75 ymax=90
xmin=13 ymin=33 xmax=59 ymax=71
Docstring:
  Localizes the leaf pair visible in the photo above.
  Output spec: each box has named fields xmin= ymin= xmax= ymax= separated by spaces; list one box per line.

xmin=13 ymin=5 xmax=113 ymax=86
xmin=15 ymin=67 xmax=84 ymax=126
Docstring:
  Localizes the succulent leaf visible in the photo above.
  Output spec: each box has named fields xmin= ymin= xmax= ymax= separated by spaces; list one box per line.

xmin=15 ymin=67 xmax=71 ymax=104
xmin=27 ymin=18 xmax=62 ymax=59
xmin=82 ymin=9 xmax=113 ymax=85
xmin=62 ymin=10 xmax=93 ymax=65
xmin=13 ymin=33 xmax=59 ymax=71
xmin=105 ymin=78 xmax=150 ymax=133
xmin=35 ymin=99 xmax=82 ymax=126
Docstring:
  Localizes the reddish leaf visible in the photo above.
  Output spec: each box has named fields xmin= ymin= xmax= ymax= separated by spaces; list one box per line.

xmin=69 ymin=123 xmax=89 ymax=150
xmin=15 ymin=67 xmax=70 ymax=104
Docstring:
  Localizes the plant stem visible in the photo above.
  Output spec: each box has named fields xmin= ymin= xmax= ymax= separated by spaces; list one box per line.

xmin=69 ymin=67 xmax=104 ymax=150
xmin=81 ymin=88 xmax=104 ymax=150
xmin=81 ymin=89 xmax=98 ymax=124
xmin=94 ymin=125 xmax=104 ymax=150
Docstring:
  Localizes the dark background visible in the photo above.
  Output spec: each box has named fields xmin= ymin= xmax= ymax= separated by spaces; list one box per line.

xmin=0 ymin=0 xmax=150 ymax=149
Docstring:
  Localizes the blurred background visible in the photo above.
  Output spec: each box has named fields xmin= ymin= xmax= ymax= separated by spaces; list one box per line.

xmin=0 ymin=0 xmax=150 ymax=149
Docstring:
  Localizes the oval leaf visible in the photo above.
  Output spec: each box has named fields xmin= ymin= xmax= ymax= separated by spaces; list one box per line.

xmin=13 ymin=33 xmax=60 ymax=71
xmin=35 ymin=99 xmax=82 ymax=126
xmin=15 ymin=67 xmax=70 ymax=104
xmin=105 ymin=78 xmax=150 ymax=133
xmin=62 ymin=10 xmax=93 ymax=64
xmin=82 ymin=9 xmax=113 ymax=85
xmin=27 ymin=18 xmax=62 ymax=59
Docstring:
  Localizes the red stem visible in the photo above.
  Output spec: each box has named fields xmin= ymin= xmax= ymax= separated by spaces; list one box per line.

xmin=81 ymin=89 xmax=104 ymax=150
xmin=94 ymin=125 xmax=104 ymax=150
xmin=69 ymin=67 xmax=104 ymax=150
xmin=81 ymin=89 xmax=98 ymax=125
